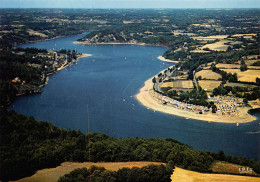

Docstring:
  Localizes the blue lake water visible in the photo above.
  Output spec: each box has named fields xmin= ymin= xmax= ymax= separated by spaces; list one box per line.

xmin=10 ymin=33 xmax=260 ymax=160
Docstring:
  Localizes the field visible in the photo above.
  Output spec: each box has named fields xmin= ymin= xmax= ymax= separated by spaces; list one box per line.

xmin=221 ymin=69 xmax=260 ymax=83
xmin=13 ymin=162 xmax=164 ymax=182
xmin=211 ymin=161 xmax=256 ymax=175
xmin=192 ymin=35 xmax=228 ymax=41
xmin=216 ymin=63 xmax=260 ymax=69
xmin=190 ymin=49 xmax=210 ymax=53
xmin=195 ymin=70 xmax=222 ymax=80
xmin=245 ymin=59 xmax=259 ymax=65
xmin=171 ymin=167 xmax=260 ymax=182
xmin=161 ymin=80 xmax=193 ymax=89
xmin=224 ymin=82 xmax=256 ymax=88
xmin=27 ymin=29 xmax=48 ymax=38
xmin=173 ymin=80 xmax=193 ymax=89
xmin=232 ymin=34 xmax=257 ymax=39
xmin=161 ymin=82 xmax=173 ymax=88
xmin=200 ymin=40 xmax=234 ymax=52
xmin=198 ymin=80 xmax=221 ymax=91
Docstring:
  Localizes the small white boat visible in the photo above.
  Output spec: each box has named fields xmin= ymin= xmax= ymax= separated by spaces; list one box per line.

xmin=186 ymin=118 xmax=189 ymax=120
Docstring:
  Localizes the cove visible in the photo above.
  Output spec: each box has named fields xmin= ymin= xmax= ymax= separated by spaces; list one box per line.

xmin=10 ymin=33 xmax=260 ymax=160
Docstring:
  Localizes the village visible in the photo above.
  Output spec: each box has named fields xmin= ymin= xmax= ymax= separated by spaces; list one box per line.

xmin=151 ymin=58 xmax=253 ymax=118
xmin=151 ymin=88 xmax=245 ymax=117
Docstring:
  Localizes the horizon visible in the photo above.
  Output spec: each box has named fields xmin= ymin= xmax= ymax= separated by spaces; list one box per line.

xmin=0 ymin=0 xmax=260 ymax=9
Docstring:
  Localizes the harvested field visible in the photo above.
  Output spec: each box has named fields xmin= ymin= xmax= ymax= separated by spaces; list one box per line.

xmin=221 ymin=69 xmax=260 ymax=83
xmin=190 ymin=49 xmax=210 ymax=53
xmin=245 ymin=59 xmax=260 ymax=65
xmin=171 ymin=167 xmax=260 ymax=182
xmin=232 ymin=34 xmax=256 ymax=39
xmin=195 ymin=70 xmax=222 ymax=80
xmin=161 ymin=82 xmax=173 ymax=88
xmin=13 ymin=162 xmax=164 ymax=182
xmin=27 ymin=29 xmax=47 ymax=38
xmin=192 ymin=35 xmax=228 ymax=41
xmin=201 ymin=40 xmax=233 ymax=52
xmin=172 ymin=80 xmax=193 ymax=89
xmin=224 ymin=82 xmax=256 ymax=88
xmin=216 ymin=63 xmax=260 ymax=69
xmin=211 ymin=161 xmax=256 ymax=175
xmin=198 ymin=80 xmax=221 ymax=91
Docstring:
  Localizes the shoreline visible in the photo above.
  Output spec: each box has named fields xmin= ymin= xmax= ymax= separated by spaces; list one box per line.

xmin=73 ymin=41 xmax=168 ymax=48
xmin=157 ymin=56 xmax=179 ymax=63
xmin=44 ymin=53 xmax=92 ymax=86
xmin=135 ymin=75 xmax=257 ymax=124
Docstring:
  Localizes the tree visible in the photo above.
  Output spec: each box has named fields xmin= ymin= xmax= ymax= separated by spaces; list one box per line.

xmin=256 ymin=78 xmax=260 ymax=86
xmin=152 ymin=77 xmax=156 ymax=83
xmin=240 ymin=64 xmax=248 ymax=72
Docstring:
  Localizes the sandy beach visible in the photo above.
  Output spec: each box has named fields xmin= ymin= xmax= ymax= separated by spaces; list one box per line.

xmin=157 ymin=56 xmax=179 ymax=63
xmin=136 ymin=76 xmax=257 ymax=123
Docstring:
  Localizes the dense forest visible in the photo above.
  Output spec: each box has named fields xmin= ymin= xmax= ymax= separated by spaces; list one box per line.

xmin=0 ymin=109 xmax=259 ymax=181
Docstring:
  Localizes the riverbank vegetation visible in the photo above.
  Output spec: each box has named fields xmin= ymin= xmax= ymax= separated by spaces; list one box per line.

xmin=0 ymin=109 xmax=259 ymax=181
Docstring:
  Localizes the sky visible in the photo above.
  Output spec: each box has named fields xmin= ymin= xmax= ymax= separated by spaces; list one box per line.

xmin=0 ymin=0 xmax=259 ymax=9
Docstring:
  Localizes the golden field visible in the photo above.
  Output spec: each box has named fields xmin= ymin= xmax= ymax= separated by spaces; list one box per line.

xmin=198 ymin=80 xmax=221 ymax=91
xmin=216 ymin=63 xmax=260 ymax=69
xmin=27 ymin=29 xmax=48 ymax=38
xmin=200 ymin=40 xmax=232 ymax=52
xmin=161 ymin=82 xmax=173 ymax=88
xmin=221 ymin=69 xmax=260 ymax=83
xmin=161 ymin=80 xmax=193 ymax=89
xmin=211 ymin=161 xmax=256 ymax=175
xmin=171 ymin=167 xmax=260 ymax=182
xmin=173 ymin=80 xmax=193 ymax=89
xmin=192 ymin=35 xmax=228 ymax=41
xmin=13 ymin=162 xmax=164 ymax=182
xmin=195 ymin=70 xmax=222 ymax=80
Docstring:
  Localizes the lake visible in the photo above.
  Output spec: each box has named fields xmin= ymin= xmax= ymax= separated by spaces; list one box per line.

xmin=10 ymin=33 xmax=260 ymax=160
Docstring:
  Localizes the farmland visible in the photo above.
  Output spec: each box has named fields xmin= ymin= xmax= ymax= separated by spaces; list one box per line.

xmin=13 ymin=162 xmax=165 ymax=182
xmin=198 ymin=80 xmax=222 ymax=91
xmin=192 ymin=35 xmax=228 ymax=41
xmin=171 ymin=167 xmax=260 ymax=182
xmin=172 ymin=80 xmax=194 ymax=89
xmin=161 ymin=80 xmax=193 ymax=89
xmin=220 ymin=69 xmax=260 ymax=83
xmin=216 ymin=63 xmax=260 ymax=70
xmin=195 ymin=70 xmax=222 ymax=80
